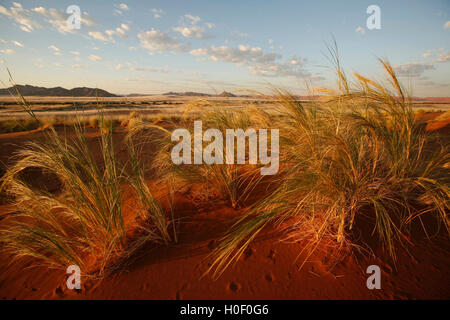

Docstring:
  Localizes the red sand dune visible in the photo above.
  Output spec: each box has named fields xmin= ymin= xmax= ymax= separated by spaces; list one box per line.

xmin=0 ymin=113 xmax=448 ymax=300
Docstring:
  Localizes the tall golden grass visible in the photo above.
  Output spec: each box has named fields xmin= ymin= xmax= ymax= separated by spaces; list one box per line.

xmin=127 ymin=101 xmax=271 ymax=209
xmin=0 ymin=82 xmax=175 ymax=277
xmin=205 ymin=55 xmax=449 ymax=278
xmin=0 ymin=50 xmax=448 ymax=281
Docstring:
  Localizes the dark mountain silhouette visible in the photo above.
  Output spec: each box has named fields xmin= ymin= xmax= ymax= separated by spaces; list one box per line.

xmin=162 ymin=91 xmax=239 ymax=97
xmin=124 ymin=93 xmax=154 ymax=97
xmin=0 ymin=84 xmax=117 ymax=97
xmin=409 ymin=97 xmax=450 ymax=102
xmin=218 ymin=91 xmax=236 ymax=97
xmin=163 ymin=91 xmax=213 ymax=97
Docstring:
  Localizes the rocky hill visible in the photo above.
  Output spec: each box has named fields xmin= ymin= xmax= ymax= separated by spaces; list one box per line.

xmin=0 ymin=85 xmax=117 ymax=97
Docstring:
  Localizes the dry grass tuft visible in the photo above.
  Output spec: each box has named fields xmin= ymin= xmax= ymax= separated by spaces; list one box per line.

xmin=205 ymin=51 xmax=449 ymax=279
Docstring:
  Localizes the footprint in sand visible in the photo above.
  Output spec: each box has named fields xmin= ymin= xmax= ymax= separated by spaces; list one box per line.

xmin=268 ymin=249 xmax=276 ymax=262
xmin=432 ymin=264 xmax=441 ymax=271
xmin=265 ymin=274 xmax=274 ymax=282
xmin=175 ymin=282 xmax=190 ymax=300
xmin=54 ymin=286 xmax=66 ymax=298
xmin=208 ymin=239 xmax=217 ymax=252
xmin=228 ymin=282 xmax=241 ymax=292
xmin=83 ymin=280 xmax=95 ymax=292
xmin=243 ymin=247 xmax=255 ymax=260
xmin=141 ymin=283 xmax=150 ymax=290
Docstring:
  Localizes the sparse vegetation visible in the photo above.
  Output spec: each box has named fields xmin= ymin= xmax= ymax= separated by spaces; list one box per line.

xmin=206 ymin=55 xmax=449 ymax=278
xmin=0 ymin=92 xmax=175 ymax=277
xmin=128 ymin=100 xmax=270 ymax=209
xmin=0 ymin=118 xmax=40 ymax=133
xmin=0 ymin=50 xmax=448 ymax=283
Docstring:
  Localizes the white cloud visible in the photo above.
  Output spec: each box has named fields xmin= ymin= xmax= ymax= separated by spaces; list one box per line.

xmin=0 ymin=38 xmax=6 ymax=43
xmin=138 ymin=28 xmax=190 ymax=52
xmin=247 ymin=55 xmax=311 ymax=78
xmin=185 ymin=14 xmax=201 ymax=24
xmin=238 ymin=45 xmax=250 ymax=52
xmin=70 ymin=51 xmax=80 ymax=55
xmin=189 ymin=45 xmax=313 ymax=79
xmin=48 ymin=45 xmax=62 ymax=55
xmin=0 ymin=3 xmax=41 ymax=32
xmin=394 ymin=62 xmax=435 ymax=77
xmin=109 ymin=27 xmax=126 ymax=38
xmin=420 ymin=80 xmax=449 ymax=87
xmin=88 ymin=23 xmax=130 ymax=42
xmin=194 ymin=45 xmax=281 ymax=65
xmin=152 ymin=8 xmax=164 ymax=19
xmin=33 ymin=6 xmax=96 ymax=34
xmin=119 ymin=3 xmax=129 ymax=11
xmin=115 ymin=63 xmax=170 ymax=73
xmin=189 ymin=48 xmax=208 ymax=56
xmin=228 ymin=30 xmax=249 ymax=40
xmin=31 ymin=7 xmax=45 ymax=15
xmin=355 ymin=26 xmax=366 ymax=35
xmin=20 ymin=25 xmax=31 ymax=32
xmin=89 ymin=54 xmax=102 ymax=61
xmin=88 ymin=31 xmax=111 ymax=41
xmin=444 ymin=21 xmax=450 ymax=29
xmin=435 ymin=51 xmax=450 ymax=63
xmin=173 ymin=25 xmax=211 ymax=39
xmin=114 ymin=3 xmax=129 ymax=15
xmin=12 ymin=40 xmax=24 ymax=47
xmin=173 ymin=14 xmax=214 ymax=39
xmin=0 ymin=49 xmax=15 ymax=54
xmin=422 ymin=48 xmax=450 ymax=61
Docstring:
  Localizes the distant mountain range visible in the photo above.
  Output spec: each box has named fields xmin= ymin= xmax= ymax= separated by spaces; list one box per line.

xmin=0 ymin=85 xmax=117 ymax=97
xmin=163 ymin=91 xmax=213 ymax=97
xmin=1 ymin=85 xmax=449 ymax=102
xmin=0 ymin=86 xmax=238 ymax=98
xmin=218 ymin=91 xmax=237 ymax=97
xmin=163 ymin=91 xmax=237 ymax=97
xmin=409 ymin=96 xmax=450 ymax=102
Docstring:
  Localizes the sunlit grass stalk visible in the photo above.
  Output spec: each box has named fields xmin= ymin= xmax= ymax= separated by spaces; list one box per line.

xmin=206 ymin=51 xmax=449 ymax=278
xmin=0 ymin=83 xmax=175 ymax=276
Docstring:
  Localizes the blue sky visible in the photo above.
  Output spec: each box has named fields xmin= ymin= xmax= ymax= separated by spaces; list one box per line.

xmin=0 ymin=0 xmax=449 ymax=96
